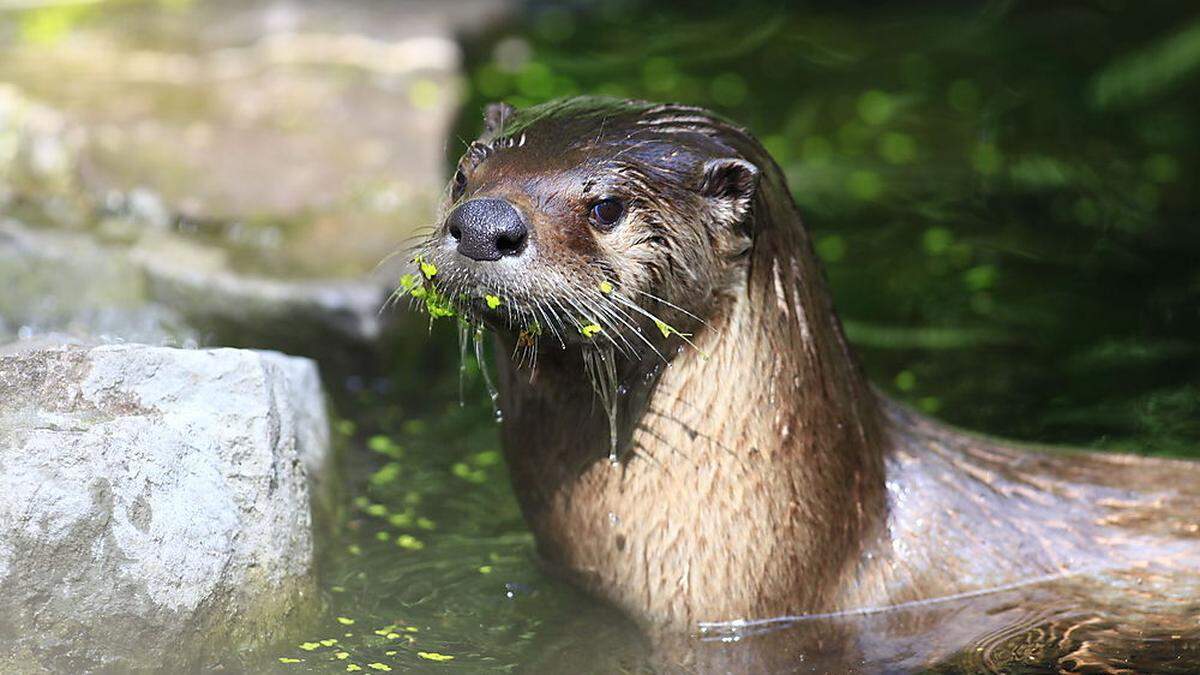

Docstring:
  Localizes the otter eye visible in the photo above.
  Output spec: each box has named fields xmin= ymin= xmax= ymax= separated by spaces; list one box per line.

xmin=451 ymin=168 xmax=468 ymax=201
xmin=589 ymin=198 xmax=624 ymax=230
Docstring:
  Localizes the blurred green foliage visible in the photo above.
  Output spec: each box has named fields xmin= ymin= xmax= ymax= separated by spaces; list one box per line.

xmin=455 ymin=0 xmax=1200 ymax=456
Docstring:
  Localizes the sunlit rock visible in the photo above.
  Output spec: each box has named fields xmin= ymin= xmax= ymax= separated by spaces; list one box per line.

xmin=0 ymin=343 xmax=330 ymax=672
xmin=0 ymin=0 xmax=511 ymax=279
xmin=0 ymin=0 xmax=512 ymax=358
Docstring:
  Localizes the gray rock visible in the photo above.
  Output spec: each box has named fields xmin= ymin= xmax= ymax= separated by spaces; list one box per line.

xmin=0 ymin=219 xmax=190 ymax=346
xmin=0 ymin=343 xmax=330 ymax=672
xmin=0 ymin=0 xmax=512 ymax=280
xmin=0 ymin=0 xmax=514 ymax=358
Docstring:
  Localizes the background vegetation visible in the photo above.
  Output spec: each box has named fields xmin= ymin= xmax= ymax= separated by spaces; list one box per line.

xmin=453 ymin=0 xmax=1200 ymax=455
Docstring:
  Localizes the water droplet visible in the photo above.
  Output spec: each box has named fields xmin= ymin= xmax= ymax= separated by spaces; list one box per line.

xmin=608 ymin=512 xmax=620 ymax=526
xmin=474 ymin=325 xmax=502 ymax=422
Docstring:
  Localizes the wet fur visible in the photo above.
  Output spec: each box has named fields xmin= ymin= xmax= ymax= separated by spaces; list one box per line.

xmin=414 ymin=97 xmax=1200 ymax=643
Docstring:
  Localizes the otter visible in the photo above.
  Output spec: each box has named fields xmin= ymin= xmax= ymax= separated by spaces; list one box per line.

xmin=411 ymin=97 xmax=1200 ymax=662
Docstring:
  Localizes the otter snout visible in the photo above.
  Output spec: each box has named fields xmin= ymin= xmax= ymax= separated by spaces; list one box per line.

xmin=447 ymin=198 xmax=529 ymax=261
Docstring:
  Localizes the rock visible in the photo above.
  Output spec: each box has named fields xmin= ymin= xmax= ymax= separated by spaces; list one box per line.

xmin=0 ymin=343 xmax=331 ymax=672
xmin=0 ymin=0 xmax=512 ymax=279
xmin=0 ymin=219 xmax=190 ymax=346
xmin=0 ymin=0 xmax=513 ymax=360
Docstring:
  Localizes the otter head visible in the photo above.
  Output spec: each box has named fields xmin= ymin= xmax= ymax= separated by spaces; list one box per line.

xmin=414 ymin=96 xmax=763 ymax=361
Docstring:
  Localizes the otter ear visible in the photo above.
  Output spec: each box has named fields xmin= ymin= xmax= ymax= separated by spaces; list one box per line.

xmin=699 ymin=158 xmax=759 ymax=225
xmin=483 ymin=101 xmax=516 ymax=138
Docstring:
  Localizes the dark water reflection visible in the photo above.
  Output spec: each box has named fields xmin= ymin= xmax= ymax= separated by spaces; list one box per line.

xmin=259 ymin=1 xmax=1200 ymax=672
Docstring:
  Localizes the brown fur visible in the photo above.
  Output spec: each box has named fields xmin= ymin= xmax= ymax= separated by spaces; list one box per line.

xmin=416 ymin=97 xmax=1200 ymax=642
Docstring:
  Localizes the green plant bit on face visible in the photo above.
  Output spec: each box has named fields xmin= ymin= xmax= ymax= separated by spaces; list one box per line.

xmin=516 ymin=319 xmax=543 ymax=349
xmin=653 ymin=318 xmax=689 ymax=339
xmin=485 ymin=294 xmax=502 ymax=309
xmin=599 ymin=280 xmax=614 ymax=294
xmin=412 ymin=254 xmax=438 ymax=279
xmin=579 ymin=322 xmax=602 ymax=339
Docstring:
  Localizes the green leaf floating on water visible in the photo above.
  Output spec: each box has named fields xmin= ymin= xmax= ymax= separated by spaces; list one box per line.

xmin=418 ymin=652 xmax=455 ymax=662
xmin=396 ymin=534 xmax=425 ymax=550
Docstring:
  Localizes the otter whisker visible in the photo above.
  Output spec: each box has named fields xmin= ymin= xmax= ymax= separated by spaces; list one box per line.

xmin=531 ymin=278 xmax=568 ymax=349
xmin=594 ymin=293 xmax=667 ymax=361
xmin=568 ymin=292 xmax=637 ymax=358
xmin=560 ymin=294 xmax=623 ymax=354
xmin=545 ymin=293 xmax=581 ymax=347
xmin=608 ymin=291 xmax=706 ymax=355
xmin=581 ymin=289 xmax=649 ymax=360
xmin=631 ymin=288 xmax=711 ymax=327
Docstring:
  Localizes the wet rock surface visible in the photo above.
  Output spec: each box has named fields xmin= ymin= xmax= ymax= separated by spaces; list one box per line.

xmin=0 ymin=0 xmax=508 ymax=356
xmin=0 ymin=343 xmax=330 ymax=672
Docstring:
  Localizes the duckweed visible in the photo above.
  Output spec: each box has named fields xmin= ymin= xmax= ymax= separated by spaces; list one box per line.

xmin=418 ymin=259 xmax=438 ymax=279
xmin=653 ymin=318 xmax=686 ymax=339
xmin=579 ymin=322 xmax=602 ymax=338
xmin=369 ymin=463 xmax=401 ymax=486
xmin=418 ymin=652 xmax=456 ymax=662
xmin=485 ymin=294 xmax=502 ymax=309
xmin=396 ymin=534 xmax=425 ymax=550
xmin=336 ymin=617 xmax=356 ymax=626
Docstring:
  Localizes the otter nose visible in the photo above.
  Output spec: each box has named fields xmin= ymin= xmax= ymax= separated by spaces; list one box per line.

xmin=446 ymin=198 xmax=528 ymax=261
